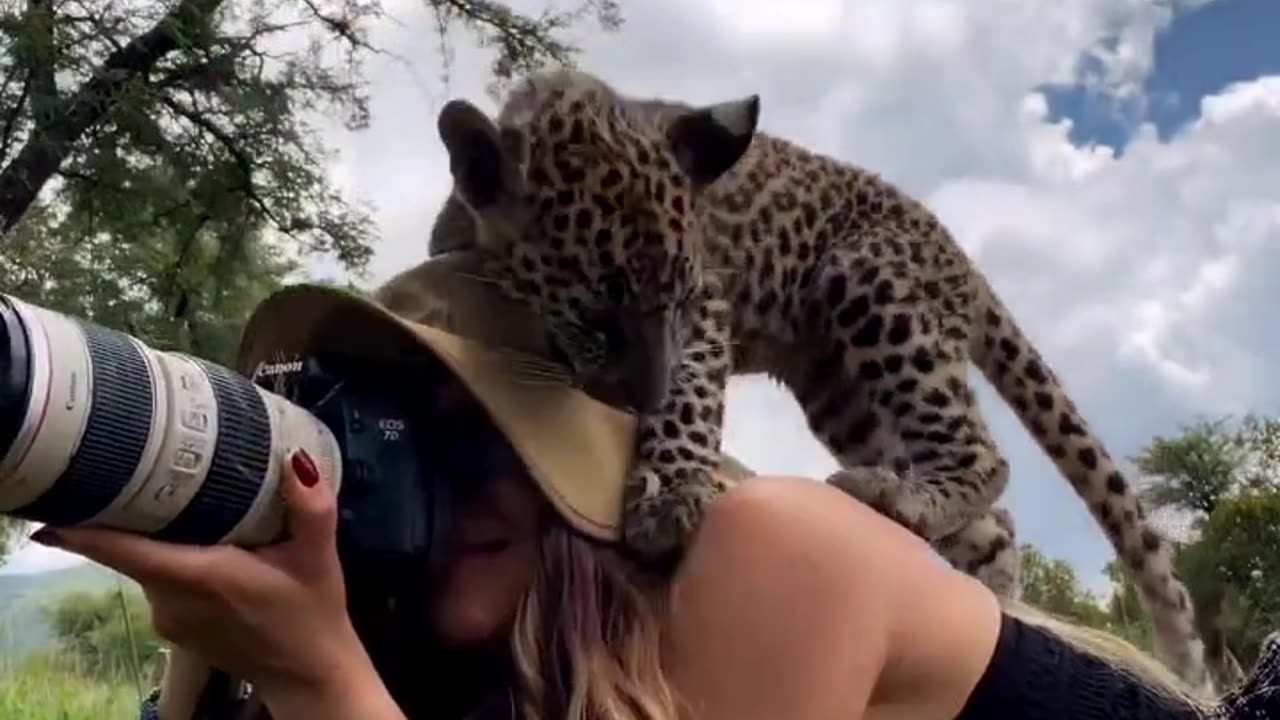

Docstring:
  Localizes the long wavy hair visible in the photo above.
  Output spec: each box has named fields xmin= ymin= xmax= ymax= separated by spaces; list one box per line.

xmin=508 ymin=522 xmax=682 ymax=720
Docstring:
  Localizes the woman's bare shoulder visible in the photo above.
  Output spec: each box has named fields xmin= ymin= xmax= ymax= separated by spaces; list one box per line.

xmin=661 ymin=475 xmax=1003 ymax=720
xmin=690 ymin=475 xmax=944 ymax=572
xmin=660 ymin=476 xmax=904 ymax=719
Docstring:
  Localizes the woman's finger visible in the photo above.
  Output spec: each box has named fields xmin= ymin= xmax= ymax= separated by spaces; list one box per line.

xmin=275 ymin=447 xmax=339 ymax=558
xmin=32 ymin=524 xmax=217 ymax=588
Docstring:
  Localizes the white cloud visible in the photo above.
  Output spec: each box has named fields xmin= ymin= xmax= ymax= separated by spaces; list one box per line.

xmin=13 ymin=0 xmax=1280 ymax=603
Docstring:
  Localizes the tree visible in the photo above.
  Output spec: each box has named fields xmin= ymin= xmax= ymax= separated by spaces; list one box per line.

xmin=0 ymin=518 xmax=21 ymax=566
xmin=1101 ymin=557 xmax=1153 ymax=650
xmin=1187 ymin=489 xmax=1280 ymax=666
xmin=1018 ymin=544 xmax=1110 ymax=629
xmin=1130 ymin=413 xmax=1280 ymax=685
xmin=42 ymin=583 xmax=162 ymax=683
xmin=1133 ymin=414 xmax=1280 ymax=516
xmin=0 ymin=0 xmax=624 ymax=241
xmin=1 ymin=199 xmax=295 ymax=365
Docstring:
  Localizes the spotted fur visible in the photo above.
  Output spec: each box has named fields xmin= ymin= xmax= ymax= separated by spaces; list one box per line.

xmin=430 ymin=69 xmax=1209 ymax=689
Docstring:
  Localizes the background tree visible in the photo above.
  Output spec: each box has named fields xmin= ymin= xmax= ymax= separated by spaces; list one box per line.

xmin=0 ymin=0 xmax=623 ymax=239
xmin=41 ymin=584 xmax=162 ymax=684
xmin=0 ymin=520 xmax=20 ymax=566
xmin=1 ymin=200 xmax=294 ymax=365
xmin=1018 ymin=543 xmax=1110 ymax=629
xmin=1134 ymin=415 xmax=1280 ymax=516
xmin=1185 ymin=489 xmax=1280 ymax=666
xmin=40 ymin=584 xmax=159 ymax=676
xmin=1129 ymin=413 xmax=1280 ymax=684
xmin=1101 ymin=557 xmax=1154 ymax=649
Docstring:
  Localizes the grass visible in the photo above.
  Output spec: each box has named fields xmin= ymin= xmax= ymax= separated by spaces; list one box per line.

xmin=0 ymin=648 xmax=154 ymax=719
xmin=0 ymin=578 xmax=162 ymax=719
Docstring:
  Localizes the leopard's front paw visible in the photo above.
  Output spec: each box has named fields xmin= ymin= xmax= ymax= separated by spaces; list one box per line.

xmin=622 ymin=463 xmax=721 ymax=563
xmin=827 ymin=465 xmax=930 ymax=537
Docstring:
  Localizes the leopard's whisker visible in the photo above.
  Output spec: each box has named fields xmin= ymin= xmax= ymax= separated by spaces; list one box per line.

xmin=492 ymin=348 xmax=572 ymax=374
xmin=510 ymin=364 xmax=572 ymax=381
xmin=508 ymin=363 xmax=573 ymax=381
xmin=454 ymin=270 xmax=505 ymax=287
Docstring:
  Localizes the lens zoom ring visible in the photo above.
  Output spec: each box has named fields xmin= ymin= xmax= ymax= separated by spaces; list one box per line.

xmin=155 ymin=359 xmax=271 ymax=544
xmin=20 ymin=324 xmax=153 ymax=525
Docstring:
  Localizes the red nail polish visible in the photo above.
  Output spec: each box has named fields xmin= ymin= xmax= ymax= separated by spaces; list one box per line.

xmin=29 ymin=527 xmax=62 ymax=547
xmin=292 ymin=448 xmax=319 ymax=488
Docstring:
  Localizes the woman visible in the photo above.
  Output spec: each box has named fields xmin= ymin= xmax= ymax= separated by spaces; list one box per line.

xmin=28 ymin=281 xmax=1280 ymax=720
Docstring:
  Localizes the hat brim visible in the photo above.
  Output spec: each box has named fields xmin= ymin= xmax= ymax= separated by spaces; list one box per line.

xmin=235 ymin=283 xmax=636 ymax=541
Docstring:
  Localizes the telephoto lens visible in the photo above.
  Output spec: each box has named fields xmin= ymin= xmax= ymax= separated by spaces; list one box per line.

xmin=0 ymin=293 xmax=342 ymax=546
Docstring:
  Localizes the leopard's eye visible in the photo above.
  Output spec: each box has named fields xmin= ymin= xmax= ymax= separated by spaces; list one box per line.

xmin=577 ymin=306 xmax=624 ymax=353
xmin=546 ymin=336 xmax=574 ymax=369
xmin=597 ymin=316 xmax=627 ymax=354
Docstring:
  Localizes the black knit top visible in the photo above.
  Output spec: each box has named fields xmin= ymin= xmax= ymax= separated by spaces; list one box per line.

xmin=955 ymin=612 xmax=1280 ymax=720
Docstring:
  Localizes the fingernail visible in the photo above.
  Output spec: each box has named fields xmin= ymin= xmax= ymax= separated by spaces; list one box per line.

xmin=291 ymin=448 xmax=319 ymax=488
xmin=29 ymin=527 xmax=63 ymax=547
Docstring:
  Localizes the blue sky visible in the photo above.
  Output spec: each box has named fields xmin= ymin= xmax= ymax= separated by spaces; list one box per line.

xmin=1045 ymin=0 xmax=1280 ymax=149
xmin=7 ymin=1 xmax=1280 ymax=612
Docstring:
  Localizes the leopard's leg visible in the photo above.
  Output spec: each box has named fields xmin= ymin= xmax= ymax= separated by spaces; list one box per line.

xmin=801 ymin=245 xmax=1010 ymax=545
xmin=934 ymin=506 xmax=1021 ymax=599
xmin=786 ymin=337 xmax=1020 ymax=598
xmin=621 ymin=283 xmax=734 ymax=563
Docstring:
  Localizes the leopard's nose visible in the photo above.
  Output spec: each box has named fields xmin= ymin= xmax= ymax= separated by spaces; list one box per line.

xmin=622 ymin=311 xmax=672 ymax=414
xmin=625 ymin=371 xmax=667 ymax=414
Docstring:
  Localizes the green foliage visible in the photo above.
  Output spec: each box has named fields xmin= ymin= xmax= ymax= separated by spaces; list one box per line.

xmin=1133 ymin=414 xmax=1280 ymax=518
xmin=2 ymin=0 xmax=370 ymax=256
xmin=1101 ymin=557 xmax=1154 ymax=650
xmin=0 ymin=197 xmax=295 ymax=367
xmin=429 ymin=0 xmax=624 ymax=98
xmin=1019 ymin=544 xmax=1110 ymax=628
xmin=0 ymin=650 xmax=141 ymax=720
xmin=41 ymin=584 xmax=162 ymax=684
xmin=0 ymin=581 xmax=158 ymax=717
xmin=1184 ymin=488 xmax=1280 ymax=665
xmin=1131 ymin=414 xmax=1280 ymax=675
xmin=1134 ymin=417 xmax=1246 ymax=516
xmin=1018 ymin=545 xmax=1166 ymax=651
xmin=0 ymin=0 xmax=624 ymax=251
xmin=0 ymin=518 xmax=21 ymax=566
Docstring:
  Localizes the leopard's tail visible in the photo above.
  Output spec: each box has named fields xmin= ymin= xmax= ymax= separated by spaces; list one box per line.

xmin=969 ymin=279 xmax=1211 ymax=694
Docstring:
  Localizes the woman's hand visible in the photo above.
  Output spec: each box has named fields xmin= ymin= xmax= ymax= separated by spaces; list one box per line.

xmin=29 ymin=448 xmax=406 ymax=720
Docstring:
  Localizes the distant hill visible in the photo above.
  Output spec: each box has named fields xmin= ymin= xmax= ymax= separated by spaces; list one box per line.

xmin=0 ymin=563 xmax=136 ymax=660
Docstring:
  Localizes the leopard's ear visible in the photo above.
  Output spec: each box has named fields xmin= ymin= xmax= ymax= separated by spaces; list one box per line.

xmin=665 ymin=95 xmax=760 ymax=189
xmin=438 ymin=99 xmax=518 ymax=210
xmin=437 ymin=99 xmax=528 ymax=251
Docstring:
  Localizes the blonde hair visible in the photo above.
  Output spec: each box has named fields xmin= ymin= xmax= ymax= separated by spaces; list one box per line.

xmin=510 ymin=523 xmax=682 ymax=720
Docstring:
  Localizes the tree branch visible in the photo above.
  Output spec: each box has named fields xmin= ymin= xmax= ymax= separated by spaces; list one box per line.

xmin=157 ymin=95 xmax=283 ymax=230
xmin=26 ymin=0 xmax=62 ymax=136
xmin=0 ymin=0 xmax=229 ymax=238
xmin=0 ymin=73 xmax=32 ymax=163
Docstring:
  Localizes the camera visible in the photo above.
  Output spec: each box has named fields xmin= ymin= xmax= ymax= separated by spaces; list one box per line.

xmin=0 ymin=292 xmax=452 ymax=585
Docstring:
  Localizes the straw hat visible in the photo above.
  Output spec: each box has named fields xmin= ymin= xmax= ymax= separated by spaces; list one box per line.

xmin=235 ymin=252 xmax=753 ymax=542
